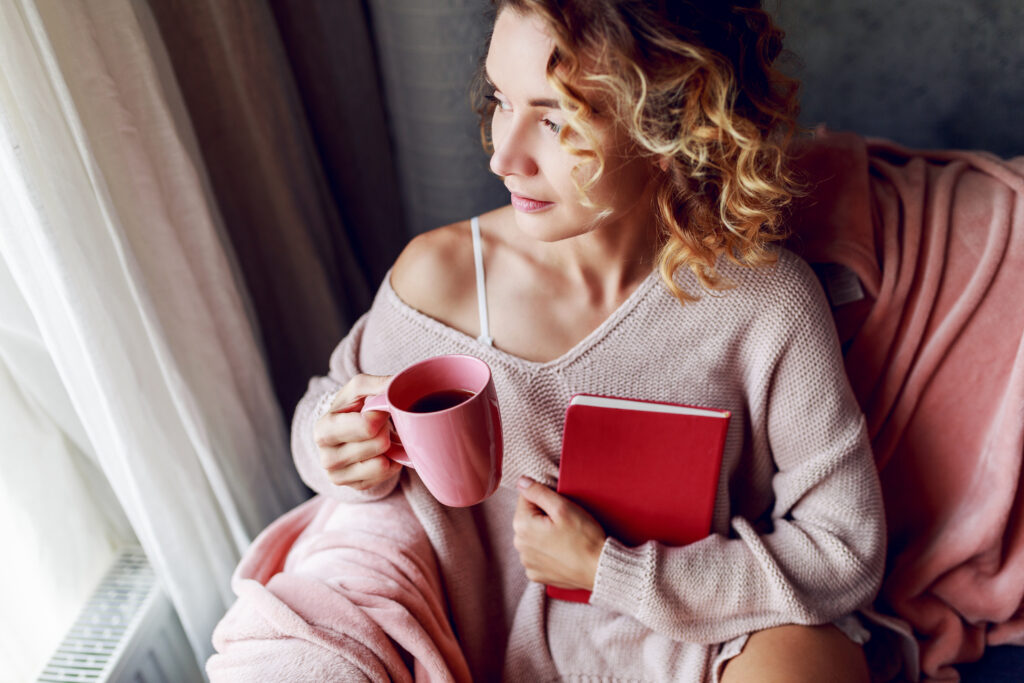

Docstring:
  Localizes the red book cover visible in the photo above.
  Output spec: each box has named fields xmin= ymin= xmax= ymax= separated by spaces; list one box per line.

xmin=547 ymin=393 xmax=731 ymax=603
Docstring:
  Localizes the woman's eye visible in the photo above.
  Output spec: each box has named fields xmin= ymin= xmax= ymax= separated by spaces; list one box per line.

xmin=484 ymin=93 xmax=511 ymax=112
xmin=486 ymin=90 xmax=562 ymax=135
xmin=543 ymin=119 xmax=563 ymax=135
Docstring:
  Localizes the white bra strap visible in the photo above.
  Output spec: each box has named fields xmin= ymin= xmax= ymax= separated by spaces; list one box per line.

xmin=470 ymin=216 xmax=493 ymax=346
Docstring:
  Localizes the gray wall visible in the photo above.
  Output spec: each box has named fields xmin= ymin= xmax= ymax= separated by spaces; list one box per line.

xmin=366 ymin=0 xmax=1024 ymax=237
xmin=366 ymin=0 xmax=505 ymax=236
xmin=774 ymin=0 xmax=1024 ymax=158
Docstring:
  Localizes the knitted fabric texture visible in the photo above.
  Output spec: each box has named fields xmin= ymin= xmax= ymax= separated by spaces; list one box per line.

xmin=291 ymin=248 xmax=890 ymax=682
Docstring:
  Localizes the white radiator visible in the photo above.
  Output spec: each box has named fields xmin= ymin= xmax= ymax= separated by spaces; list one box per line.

xmin=36 ymin=546 xmax=204 ymax=683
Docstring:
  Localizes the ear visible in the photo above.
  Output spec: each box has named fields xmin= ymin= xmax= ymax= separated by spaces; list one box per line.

xmin=656 ymin=156 xmax=670 ymax=172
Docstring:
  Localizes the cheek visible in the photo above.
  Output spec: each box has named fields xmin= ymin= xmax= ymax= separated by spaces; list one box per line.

xmin=550 ymin=159 xmax=584 ymax=197
xmin=544 ymin=152 xmax=597 ymax=197
xmin=602 ymin=157 xmax=653 ymax=201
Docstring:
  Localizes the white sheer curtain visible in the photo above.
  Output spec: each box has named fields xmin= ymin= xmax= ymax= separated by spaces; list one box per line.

xmin=0 ymin=0 xmax=308 ymax=675
xmin=0 ymin=253 xmax=135 ymax=681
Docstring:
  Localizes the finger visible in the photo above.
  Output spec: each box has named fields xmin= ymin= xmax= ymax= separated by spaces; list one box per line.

xmin=319 ymin=427 xmax=391 ymax=470
xmin=314 ymin=409 xmax=390 ymax=448
xmin=516 ymin=476 xmax=566 ymax=521
xmin=513 ymin=492 xmax=543 ymax=535
xmin=328 ymin=454 xmax=401 ymax=488
xmin=329 ymin=374 xmax=392 ymax=412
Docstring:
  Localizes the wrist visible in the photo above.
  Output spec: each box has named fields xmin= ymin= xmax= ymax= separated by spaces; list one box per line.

xmin=582 ymin=535 xmax=607 ymax=590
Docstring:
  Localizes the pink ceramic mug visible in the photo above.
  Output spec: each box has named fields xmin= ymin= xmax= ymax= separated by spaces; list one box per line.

xmin=361 ymin=354 xmax=503 ymax=507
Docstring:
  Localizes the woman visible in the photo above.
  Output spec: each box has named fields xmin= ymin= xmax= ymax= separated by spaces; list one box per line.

xmin=304 ymin=1 xmax=891 ymax=680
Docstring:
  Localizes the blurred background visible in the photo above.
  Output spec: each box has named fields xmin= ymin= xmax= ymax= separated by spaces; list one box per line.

xmin=776 ymin=0 xmax=1024 ymax=159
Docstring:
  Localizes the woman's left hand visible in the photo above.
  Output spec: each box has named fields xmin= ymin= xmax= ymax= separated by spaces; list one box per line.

xmin=513 ymin=476 xmax=607 ymax=590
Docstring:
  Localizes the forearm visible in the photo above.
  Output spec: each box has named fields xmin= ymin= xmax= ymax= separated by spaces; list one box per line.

xmin=588 ymin=431 xmax=885 ymax=644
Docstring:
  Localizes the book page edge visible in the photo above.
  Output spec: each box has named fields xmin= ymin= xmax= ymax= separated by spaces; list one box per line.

xmin=569 ymin=393 xmax=730 ymax=419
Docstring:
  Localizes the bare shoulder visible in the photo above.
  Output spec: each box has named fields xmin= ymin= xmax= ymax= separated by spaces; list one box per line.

xmin=390 ymin=218 xmax=477 ymax=332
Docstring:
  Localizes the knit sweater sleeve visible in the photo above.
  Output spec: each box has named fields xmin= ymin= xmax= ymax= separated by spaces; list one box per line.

xmin=290 ymin=311 xmax=401 ymax=503
xmin=587 ymin=264 xmax=886 ymax=644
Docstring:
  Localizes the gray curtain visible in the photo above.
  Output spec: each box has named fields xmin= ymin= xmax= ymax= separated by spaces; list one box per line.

xmin=146 ymin=0 xmax=405 ymax=417
xmin=267 ymin=0 xmax=409 ymax=284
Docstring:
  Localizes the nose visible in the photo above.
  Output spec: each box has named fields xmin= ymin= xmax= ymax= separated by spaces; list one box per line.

xmin=488 ymin=114 xmax=539 ymax=178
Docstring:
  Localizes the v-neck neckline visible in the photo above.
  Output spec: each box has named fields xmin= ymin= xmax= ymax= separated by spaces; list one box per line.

xmin=384 ymin=267 xmax=662 ymax=372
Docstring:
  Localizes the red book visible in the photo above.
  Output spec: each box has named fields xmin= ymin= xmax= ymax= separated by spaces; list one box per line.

xmin=547 ymin=393 xmax=731 ymax=603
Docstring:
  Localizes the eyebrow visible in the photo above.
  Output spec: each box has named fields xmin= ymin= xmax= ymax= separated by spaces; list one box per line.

xmin=484 ymin=68 xmax=561 ymax=109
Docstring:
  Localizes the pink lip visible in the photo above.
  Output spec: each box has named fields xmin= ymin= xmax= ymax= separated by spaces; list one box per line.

xmin=510 ymin=193 xmax=554 ymax=213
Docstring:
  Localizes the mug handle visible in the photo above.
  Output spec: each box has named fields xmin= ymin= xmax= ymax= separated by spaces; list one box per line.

xmin=361 ymin=393 xmax=414 ymax=468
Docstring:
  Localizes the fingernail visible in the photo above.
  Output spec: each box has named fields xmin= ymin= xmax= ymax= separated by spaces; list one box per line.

xmin=517 ymin=476 xmax=533 ymax=490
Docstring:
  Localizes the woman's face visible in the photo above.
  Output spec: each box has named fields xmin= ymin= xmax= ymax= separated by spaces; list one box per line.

xmin=485 ymin=10 xmax=657 ymax=243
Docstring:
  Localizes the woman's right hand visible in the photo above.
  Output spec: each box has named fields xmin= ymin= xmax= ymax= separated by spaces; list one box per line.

xmin=313 ymin=374 xmax=403 ymax=490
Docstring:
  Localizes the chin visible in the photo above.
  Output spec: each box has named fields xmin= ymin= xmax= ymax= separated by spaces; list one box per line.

xmin=511 ymin=206 xmax=597 ymax=243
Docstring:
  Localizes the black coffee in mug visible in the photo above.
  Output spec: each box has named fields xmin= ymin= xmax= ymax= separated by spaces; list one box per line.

xmin=408 ymin=388 xmax=476 ymax=413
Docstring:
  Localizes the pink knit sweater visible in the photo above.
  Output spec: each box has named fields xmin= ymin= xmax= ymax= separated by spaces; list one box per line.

xmin=291 ymin=248 xmax=889 ymax=682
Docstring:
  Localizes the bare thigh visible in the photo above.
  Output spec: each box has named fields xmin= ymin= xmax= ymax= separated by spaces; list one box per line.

xmin=719 ymin=623 xmax=870 ymax=683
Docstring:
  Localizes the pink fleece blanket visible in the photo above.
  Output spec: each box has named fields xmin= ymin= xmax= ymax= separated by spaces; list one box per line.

xmin=787 ymin=129 xmax=1024 ymax=681
xmin=206 ymin=492 xmax=471 ymax=682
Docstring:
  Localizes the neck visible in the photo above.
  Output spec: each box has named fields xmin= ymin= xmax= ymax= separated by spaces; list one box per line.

xmin=537 ymin=182 xmax=662 ymax=300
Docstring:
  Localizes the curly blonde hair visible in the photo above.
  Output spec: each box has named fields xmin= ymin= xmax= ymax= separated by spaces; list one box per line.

xmin=473 ymin=0 xmax=804 ymax=302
